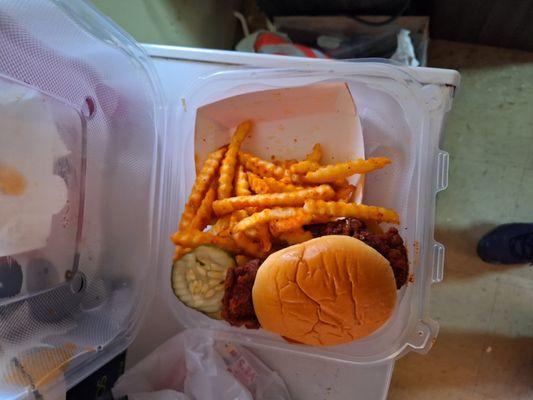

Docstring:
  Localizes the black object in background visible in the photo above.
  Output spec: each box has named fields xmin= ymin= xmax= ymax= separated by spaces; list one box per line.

xmin=256 ymin=0 xmax=424 ymax=18
xmin=429 ymin=0 xmax=533 ymax=52
xmin=67 ymin=351 xmax=126 ymax=400
xmin=256 ymin=0 xmax=533 ymax=51
xmin=0 ymin=257 xmax=23 ymax=298
xmin=276 ymin=17 xmax=401 ymax=59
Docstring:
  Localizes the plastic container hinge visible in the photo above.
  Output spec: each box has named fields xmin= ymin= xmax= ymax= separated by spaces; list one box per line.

xmin=436 ymin=151 xmax=449 ymax=192
xmin=432 ymin=242 xmax=445 ymax=283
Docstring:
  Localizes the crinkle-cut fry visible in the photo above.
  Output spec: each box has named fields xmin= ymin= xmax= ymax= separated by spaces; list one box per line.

xmin=229 ymin=209 xmax=249 ymax=225
xmin=304 ymin=199 xmax=400 ymax=224
xmin=306 ymin=143 xmax=323 ymax=163
xmin=211 ymin=215 xmax=231 ymax=236
xmin=173 ymin=245 xmax=192 ymax=262
xmin=234 ymin=164 xmax=251 ymax=196
xmin=280 ymin=175 xmax=292 ymax=184
xmin=281 ymin=168 xmax=300 ymax=184
xmin=269 ymin=211 xmax=312 ymax=236
xmin=278 ymin=228 xmax=313 ymax=245
xmin=272 ymin=157 xmax=297 ymax=169
xmin=333 ymin=178 xmax=348 ymax=187
xmin=256 ymin=224 xmax=272 ymax=253
xmin=247 ymin=172 xmax=271 ymax=194
xmin=243 ymin=227 xmax=260 ymax=239
xmin=218 ymin=121 xmax=251 ymax=199
xmin=283 ymin=159 xmax=298 ymax=169
xmin=229 ymin=210 xmax=249 ymax=236
xmin=179 ymin=146 xmax=227 ymax=231
xmin=267 ymin=212 xmax=331 ymax=237
xmin=232 ymin=231 xmax=265 ymax=258
xmin=335 ymin=184 xmax=357 ymax=202
xmin=304 ymin=157 xmax=391 ymax=183
xmin=288 ymin=171 xmax=306 ymax=185
xmin=213 ymin=184 xmax=335 ymax=216
xmin=233 ymin=207 xmax=307 ymax=233
xmin=289 ymin=160 xmax=320 ymax=175
xmin=171 ymin=230 xmax=240 ymax=254
xmin=262 ymin=176 xmax=305 ymax=193
xmin=288 ymin=143 xmax=323 ymax=175
xmin=243 ymin=224 xmax=272 ymax=253
xmin=238 ymin=151 xmax=285 ymax=178
xmin=189 ymin=182 xmax=217 ymax=231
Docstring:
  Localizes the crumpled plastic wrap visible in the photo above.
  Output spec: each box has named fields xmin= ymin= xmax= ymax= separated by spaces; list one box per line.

xmin=112 ymin=329 xmax=292 ymax=400
xmin=391 ymin=29 xmax=420 ymax=67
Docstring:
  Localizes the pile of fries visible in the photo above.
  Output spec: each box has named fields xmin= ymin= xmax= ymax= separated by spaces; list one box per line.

xmin=171 ymin=120 xmax=399 ymax=261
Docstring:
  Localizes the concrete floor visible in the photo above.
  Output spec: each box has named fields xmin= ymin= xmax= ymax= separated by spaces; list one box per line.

xmin=388 ymin=40 xmax=533 ymax=400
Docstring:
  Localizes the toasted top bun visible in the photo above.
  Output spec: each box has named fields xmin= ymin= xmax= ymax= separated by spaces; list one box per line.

xmin=252 ymin=235 xmax=397 ymax=346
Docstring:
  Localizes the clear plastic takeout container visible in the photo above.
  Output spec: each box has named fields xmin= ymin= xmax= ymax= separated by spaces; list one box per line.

xmin=0 ymin=0 xmax=457 ymax=398
xmin=162 ymin=63 xmax=452 ymax=365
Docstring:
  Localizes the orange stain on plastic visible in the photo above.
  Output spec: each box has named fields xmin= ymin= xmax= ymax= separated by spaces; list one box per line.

xmin=0 ymin=163 xmax=27 ymax=196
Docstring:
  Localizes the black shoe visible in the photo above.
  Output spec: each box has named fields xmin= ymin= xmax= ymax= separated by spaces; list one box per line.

xmin=477 ymin=223 xmax=533 ymax=264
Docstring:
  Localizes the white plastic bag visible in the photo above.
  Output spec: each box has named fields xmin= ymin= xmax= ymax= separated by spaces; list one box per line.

xmin=112 ymin=329 xmax=291 ymax=400
xmin=391 ymin=29 xmax=420 ymax=67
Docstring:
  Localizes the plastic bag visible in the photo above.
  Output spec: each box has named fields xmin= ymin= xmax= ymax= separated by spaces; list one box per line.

xmin=112 ymin=329 xmax=291 ymax=400
xmin=390 ymin=29 xmax=420 ymax=66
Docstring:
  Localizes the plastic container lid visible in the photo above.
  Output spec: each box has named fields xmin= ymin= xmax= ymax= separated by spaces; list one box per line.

xmin=161 ymin=63 xmax=452 ymax=365
xmin=0 ymin=1 xmax=164 ymax=398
